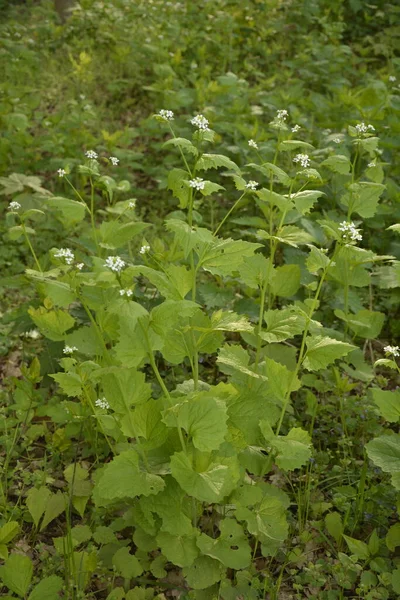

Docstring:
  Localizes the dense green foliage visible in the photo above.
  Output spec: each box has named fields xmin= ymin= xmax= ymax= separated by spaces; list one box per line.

xmin=1 ymin=1 xmax=400 ymax=599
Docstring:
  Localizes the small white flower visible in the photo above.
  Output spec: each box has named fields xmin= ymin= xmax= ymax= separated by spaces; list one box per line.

xmin=128 ymin=200 xmax=136 ymax=209
xmin=189 ymin=177 xmax=205 ymax=191
xmin=248 ymin=139 xmax=258 ymax=149
xmin=368 ymin=161 xmax=376 ymax=168
xmin=384 ymin=345 xmax=400 ymax=357
xmin=333 ymin=138 xmax=341 ymax=144
xmin=293 ymin=153 xmax=311 ymax=168
xmin=389 ymin=76 xmax=397 ymax=83
xmin=276 ymin=109 xmax=288 ymax=121
xmin=95 ymin=397 xmax=110 ymax=410
xmin=158 ymin=109 xmax=174 ymax=121
xmin=63 ymin=346 xmax=78 ymax=354
xmin=355 ymin=122 xmax=375 ymax=136
xmin=291 ymin=124 xmax=301 ymax=133
xmin=245 ymin=180 xmax=258 ymax=191
xmin=104 ymin=256 xmax=126 ymax=272
xmin=25 ymin=329 xmax=41 ymax=340
xmin=119 ymin=289 xmax=133 ymax=297
xmin=139 ymin=245 xmax=150 ymax=255
xmin=54 ymin=248 xmax=75 ymax=265
xmin=8 ymin=201 xmax=21 ymax=212
xmin=57 ymin=168 xmax=66 ymax=177
xmin=338 ymin=221 xmax=362 ymax=242
xmin=190 ymin=114 xmax=209 ymax=130
xmin=109 ymin=156 xmax=119 ymax=166
xmin=76 ymin=263 xmax=84 ymax=270
xmin=85 ymin=150 xmax=98 ymax=159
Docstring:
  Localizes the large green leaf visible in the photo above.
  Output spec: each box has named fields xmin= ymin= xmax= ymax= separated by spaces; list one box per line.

xmin=28 ymin=306 xmax=75 ymax=341
xmin=260 ymin=424 xmax=312 ymax=471
xmin=131 ymin=264 xmax=192 ymax=300
xmin=157 ymin=531 xmax=199 ymax=568
xmin=371 ymin=389 xmax=400 ymax=423
xmin=303 ymin=336 xmax=355 ymax=371
xmin=26 ymin=486 xmax=52 ymax=529
xmin=238 ymin=254 xmax=271 ymax=289
xmin=261 ymin=308 xmax=305 ymax=343
xmin=341 ymin=182 xmax=385 ymax=218
xmin=270 ymin=264 xmax=301 ymax=297
xmin=182 ymin=555 xmax=223 ymax=590
xmin=0 ymin=554 xmax=33 ymax=597
xmin=196 ymin=153 xmax=240 ymax=173
xmin=197 ymin=519 xmax=251 ymax=569
xmin=112 ymin=547 xmax=143 ymax=578
xmin=93 ymin=450 xmax=165 ymax=506
xmin=163 ymin=392 xmax=228 ymax=452
xmin=28 ymin=575 xmax=63 ymax=600
xmin=366 ymin=434 xmax=400 ymax=489
xmin=170 ymin=452 xmax=240 ymax=503
xmin=320 ymin=154 xmax=351 ymax=174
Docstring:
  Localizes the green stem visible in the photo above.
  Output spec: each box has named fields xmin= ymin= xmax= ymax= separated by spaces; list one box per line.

xmin=21 ymin=222 xmax=42 ymax=272
xmin=89 ymin=177 xmax=100 ymax=253
xmin=78 ymin=295 xmax=112 ymax=364
xmin=213 ymin=191 xmax=246 ymax=237
xmin=274 ymin=252 xmax=335 ymax=436
xmin=254 ymin=280 xmax=268 ymax=373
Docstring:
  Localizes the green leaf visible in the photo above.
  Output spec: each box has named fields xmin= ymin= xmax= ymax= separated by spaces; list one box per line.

xmin=238 ymin=254 xmax=271 ymax=289
xmin=170 ymin=452 xmax=240 ymax=503
xmin=46 ymin=197 xmax=87 ymax=226
xmin=50 ymin=372 xmax=82 ymax=397
xmin=183 ymin=555 xmax=223 ymax=590
xmin=341 ymin=182 xmax=385 ymax=218
xmin=0 ymin=522 xmax=19 ymax=545
xmin=40 ymin=491 xmax=66 ymax=531
xmin=371 ymin=389 xmax=400 ymax=423
xmin=93 ymin=450 xmax=165 ymax=506
xmin=292 ymin=190 xmax=325 ymax=215
xmin=28 ymin=576 xmax=64 ymax=600
xmin=343 ymin=535 xmax=370 ymax=560
xmin=126 ymin=400 xmax=168 ymax=450
xmin=209 ymin=310 xmax=253 ymax=333
xmin=163 ymin=393 xmax=228 ymax=452
xmin=38 ymin=280 xmax=75 ymax=308
xmin=261 ymin=308 xmax=305 ymax=343
xmin=0 ymin=173 xmax=50 ymax=196
xmin=26 ymin=486 xmax=52 ymax=529
xmin=196 ymin=154 xmax=240 ymax=173
xmin=335 ymin=308 xmax=385 ymax=340
xmin=386 ymin=523 xmax=400 ymax=552
xmin=366 ymin=434 xmax=400 ymax=489
xmin=200 ymin=181 xmax=225 ymax=196
xmin=0 ymin=554 xmax=33 ymax=597
xmin=131 ymin=264 xmax=192 ymax=300
xmin=325 ymin=512 xmax=343 ymax=544
xmin=303 ymin=336 xmax=355 ymax=371
xmin=320 ymin=155 xmax=351 ymax=174
xmin=279 ymin=140 xmax=314 ymax=152
xmin=260 ymin=425 xmax=312 ymax=471
xmin=256 ymin=188 xmax=293 ymax=212
xmin=270 ymin=264 xmax=301 ymax=297
xmin=28 ymin=306 xmax=75 ymax=341
xmin=98 ymin=221 xmax=150 ymax=249
xmin=197 ymin=519 xmax=251 ymax=569
xmin=168 ymin=168 xmax=190 ymax=209
xmin=258 ymin=225 xmax=313 ymax=248
xmin=143 ymin=477 xmax=192 ymax=536
xmin=247 ymin=162 xmax=291 ymax=187
xmin=218 ymin=345 xmax=266 ymax=382
xmin=163 ymin=137 xmax=199 ymax=156
xmin=98 ymin=367 xmax=152 ymax=413
xmin=112 ymin=547 xmax=143 ymax=579
xmin=235 ymin=485 xmax=289 ymax=549
xmin=306 ymin=246 xmax=330 ymax=275
xmin=157 ymin=531 xmax=199 ymax=568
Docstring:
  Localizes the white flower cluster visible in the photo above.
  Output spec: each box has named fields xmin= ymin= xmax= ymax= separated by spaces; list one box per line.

xmin=119 ymin=289 xmax=133 ymax=297
xmin=76 ymin=263 xmax=84 ymax=270
xmin=190 ymin=114 xmax=209 ymax=130
xmin=293 ymin=153 xmax=311 ymax=168
xmin=355 ymin=123 xmax=375 ymax=136
xmin=389 ymin=76 xmax=396 ymax=83
xmin=245 ymin=180 xmax=258 ymax=191
xmin=25 ymin=329 xmax=41 ymax=340
xmin=291 ymin=124 xmax=301 ymax=133
xmin=54 ymin=248 xmax=75 ymax=264
xmin=128 ymin=200 xmax=136 ymax=209
xmin=248 ymin=139 xmax=258 ymax=149
xmin=276 ymin=109 xmax=288 ymax=121
xmin=95 ymin=397 xmax=110 ymax=410
xmin=189 ymin=177 xmax=205 ymax=191
xmin=63 ymin=346 xmax=78 ymax=354
xmin=104 ymin=255 xmax=125 ymax=272
xmin=85 ymin=150 xmax=98 ymax=159
xmin=8 ymin=201 xmax=21 ymax=211
xmin=158 ymin=109 xmax=174 ymax=121
xmin=384 ymin=345 xmax=400 ymax=357
xmin=139 ymin=245 xmax=150 ymax=255
xmin=333 ymin=138 xmax=341 ymax=144
xmin=109 ymin=156 xmax=119 ymax=166
xmin=58 ymin=168 xmax=66 ymax=177
xmin=338 ymin=221 xmax=362 ymax=242
xmin=368 ymin=161 xmax=376 ymax=168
